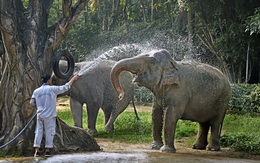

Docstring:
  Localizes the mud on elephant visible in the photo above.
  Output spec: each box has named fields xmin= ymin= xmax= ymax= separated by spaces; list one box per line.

xmin=111 ymin=49 xmax=231 ymax=153
xmin=52 ymin=60 xmax=135 ymax=134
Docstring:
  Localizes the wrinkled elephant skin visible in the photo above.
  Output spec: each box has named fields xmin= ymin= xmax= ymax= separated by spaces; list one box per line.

xmin=111 ymin=49 xmax=231 ymax=153
xmin=52 ymin=60 xmax=134 ymax=134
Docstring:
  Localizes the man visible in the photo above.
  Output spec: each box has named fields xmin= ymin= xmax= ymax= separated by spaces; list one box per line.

xmin=30 ymin=74 xmax=79 ymax=157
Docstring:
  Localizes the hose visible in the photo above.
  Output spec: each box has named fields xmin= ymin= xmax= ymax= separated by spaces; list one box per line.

xmin=0 ymin=113 xmax=37 ymax=149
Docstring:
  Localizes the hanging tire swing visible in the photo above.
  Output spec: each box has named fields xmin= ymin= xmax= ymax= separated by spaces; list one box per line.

xmin=52 ymin=50 xmax=75 ymax=79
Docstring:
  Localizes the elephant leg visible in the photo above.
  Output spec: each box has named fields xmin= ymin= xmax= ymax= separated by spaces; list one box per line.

xmin=103 ymin=107 xmax=112 ymax=125
xmin=104 ymin=106 xmax=115 ymax=132
xmin=207 ymin=98 xmax=229 ymax=151
xmin=70 ymin=98 xmax=83 ymax=128
xmin=192 ymin=122 xmax=210 ymax=150
xmin=104 ymin=96 xmax=131 ymax=132
xmin=207 ymin=123 xmax=221 ymax=151
xmin=207 ymin=114 xmax=225 ymax=151
xmin=160 ymin=107 xmax=178 ymax=153
xmin=86 ymin=104 xmax=99 ymax=134
xmin=151 ymin=105 xmax=164 ymax=150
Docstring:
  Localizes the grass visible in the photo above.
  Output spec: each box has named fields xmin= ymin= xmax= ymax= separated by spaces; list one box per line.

xmin=220 ymin=114 xmax=260 ymax=154
xmin=57 ymin=106 xmax=198 ymax=144
xmin=57 ymin=103 xmax=260 ymax=154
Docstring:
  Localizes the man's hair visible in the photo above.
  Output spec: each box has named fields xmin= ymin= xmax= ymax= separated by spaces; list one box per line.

xmin=41 ymin=74 xmax=51 ymax=83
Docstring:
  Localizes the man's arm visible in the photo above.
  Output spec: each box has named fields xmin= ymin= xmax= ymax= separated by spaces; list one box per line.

xmin=68 ymin=75 xmax=79 ymax=87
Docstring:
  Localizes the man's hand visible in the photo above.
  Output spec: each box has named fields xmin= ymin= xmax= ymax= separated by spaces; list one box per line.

xmin=68 ymin=74 xmax=79 ymax=86
xmin=30 ymin=98 xmax=36 ymax=106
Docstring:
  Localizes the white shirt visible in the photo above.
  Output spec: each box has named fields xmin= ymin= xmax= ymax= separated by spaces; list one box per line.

xmin=30 ymin=83 xmax=70 ymax=119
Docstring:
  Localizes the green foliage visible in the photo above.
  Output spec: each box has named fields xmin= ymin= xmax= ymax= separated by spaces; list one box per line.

xmin=192 ymin=0 xmax=260 ymax=83
xmin=229 ymin=84 xmax=260 ymax=113
xmin=94 ymin=112 xmax=153 ymax=143
xmin=134 ymin=87 xmax=153 ymax=104
xmin=51 ymin=0 xmax=260 ymax=83
xmin=246 ymin=7 xmax=260 ymax=35
xmin=0 ymin=151 xmax=4 ymax=157
xmin=57 ymin=109 xmax=197 ymax=144
xmin=220 ymin=134 xmax=260 ymax=154
xmin=221 ymin=114 xmax=260 ymax=154
xmin=175 ymin=121 xmax=198 ymax=139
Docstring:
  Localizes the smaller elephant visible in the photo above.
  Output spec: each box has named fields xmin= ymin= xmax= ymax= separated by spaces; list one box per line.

xmin=111 ymin=49 xmax=231 ymax=153
xmin=52 ymin=60 xmax=135 ymax=134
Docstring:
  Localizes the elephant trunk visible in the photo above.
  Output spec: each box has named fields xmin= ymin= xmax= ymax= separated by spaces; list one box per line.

xmin=111 ymin=57 xmax=141 ymax=100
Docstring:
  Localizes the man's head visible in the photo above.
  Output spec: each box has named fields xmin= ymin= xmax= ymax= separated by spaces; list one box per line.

xmin=41 ymin=74 xmax=51 ymax=83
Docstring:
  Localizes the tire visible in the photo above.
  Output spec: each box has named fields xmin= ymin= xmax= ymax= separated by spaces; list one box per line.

xmin=52 ymin=50 xmax=75 ymax=79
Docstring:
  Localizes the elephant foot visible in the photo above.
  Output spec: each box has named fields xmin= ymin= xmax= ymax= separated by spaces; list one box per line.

xmin=206 ymin=144 xmax=220 ymax=151
xmin=104 ymin=126 xmax=115 ymax=133
xmin=87 ymin=129 xmax=97 ymax=135
xmin=151 ymin=141 xmax=163 ymax=150
xmin=192 ymin=143 xmax=207 ymax=150
xmin=160 ymin=145 xmax=176 ymax=153
xmin=104 ymin=128 xmax=114 ymax=133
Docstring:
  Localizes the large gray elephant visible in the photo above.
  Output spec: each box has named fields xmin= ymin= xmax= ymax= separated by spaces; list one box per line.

xmin=52 ymin=60 xmax=135 ymax=134
xmin=111 ymin=49 xmax=231 ymax=153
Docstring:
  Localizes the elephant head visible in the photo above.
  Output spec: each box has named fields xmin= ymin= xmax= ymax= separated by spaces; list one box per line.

xmin=111 ymin=49 xmax=179 ymax=99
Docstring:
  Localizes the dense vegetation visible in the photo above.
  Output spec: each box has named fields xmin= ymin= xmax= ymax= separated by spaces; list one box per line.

xmin=47 ymin=0 xmax=260 ymax=83
xmin=229 ymin=84 xmax=260 ymax=113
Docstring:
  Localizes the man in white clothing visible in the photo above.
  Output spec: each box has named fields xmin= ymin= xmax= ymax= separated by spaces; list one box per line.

xmin=30 ymin=74 xmax=79 ymax=157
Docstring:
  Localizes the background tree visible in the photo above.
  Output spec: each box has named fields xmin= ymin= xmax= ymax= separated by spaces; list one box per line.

xmin=0 ymin=0 xmax=100 ymax=155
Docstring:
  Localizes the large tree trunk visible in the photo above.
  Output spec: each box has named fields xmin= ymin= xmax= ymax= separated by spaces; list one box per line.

xmin=0 ymin=0 xmax=100 ymax=156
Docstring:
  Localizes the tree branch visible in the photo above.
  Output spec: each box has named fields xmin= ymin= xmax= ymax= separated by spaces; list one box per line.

xmin=48 ymin=0 xmax=88 ymax=50
xmin=63 ymin=0 xmax=72 ymax=18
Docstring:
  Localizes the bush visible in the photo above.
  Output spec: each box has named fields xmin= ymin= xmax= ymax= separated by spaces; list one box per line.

xmin=220 ymin=133 xmax=260 ymax=154
xmin=134 ymin=87 xmax=153 ymax=104
xmin=229 ymin=84 xmax=260 ymax=113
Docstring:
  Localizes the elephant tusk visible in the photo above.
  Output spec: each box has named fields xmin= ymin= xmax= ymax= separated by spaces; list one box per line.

xmin=118 ymin=91 xmax=125 ymax=101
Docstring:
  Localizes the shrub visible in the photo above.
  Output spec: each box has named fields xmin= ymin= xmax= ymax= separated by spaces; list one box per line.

xmin=229 ymin=84 xmax=260 ymax=113
xmin=220 ymin=133 xmax=260 ymax=155
xmin=134 ymin=87 xmax=153 ymax=104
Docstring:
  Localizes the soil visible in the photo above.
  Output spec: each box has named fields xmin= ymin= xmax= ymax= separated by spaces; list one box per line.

xmin=1 ymin=138 xmax=259 ymax=163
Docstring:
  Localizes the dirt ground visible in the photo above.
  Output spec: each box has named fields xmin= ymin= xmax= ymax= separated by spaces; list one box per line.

xmin=1 ymin=137 xmax=259 ymax=163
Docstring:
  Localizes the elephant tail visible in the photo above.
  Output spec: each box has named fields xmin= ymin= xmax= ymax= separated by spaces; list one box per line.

xmin=132 ymin=97 xmax=140 ymax=120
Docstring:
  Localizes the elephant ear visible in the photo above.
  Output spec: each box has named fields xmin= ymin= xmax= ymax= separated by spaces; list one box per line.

xmin=162 ymin=60 xmax=180 ymax=86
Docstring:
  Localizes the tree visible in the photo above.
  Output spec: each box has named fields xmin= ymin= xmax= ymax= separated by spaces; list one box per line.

xmin=246 ymin=7 xmax=260 ymax=35
xmin=0 ymin=0 xmax=100 ymax=155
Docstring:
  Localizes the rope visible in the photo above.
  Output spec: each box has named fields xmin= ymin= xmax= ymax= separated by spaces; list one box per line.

xmin=0 ymin=113 xmax=37 ymax=149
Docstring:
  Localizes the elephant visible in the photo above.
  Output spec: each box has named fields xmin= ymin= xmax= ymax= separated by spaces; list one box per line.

xmin=110 ymin=49 xmax=232 ymax=153
xmin=52 ymin=59 xmax=135 ymax=134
